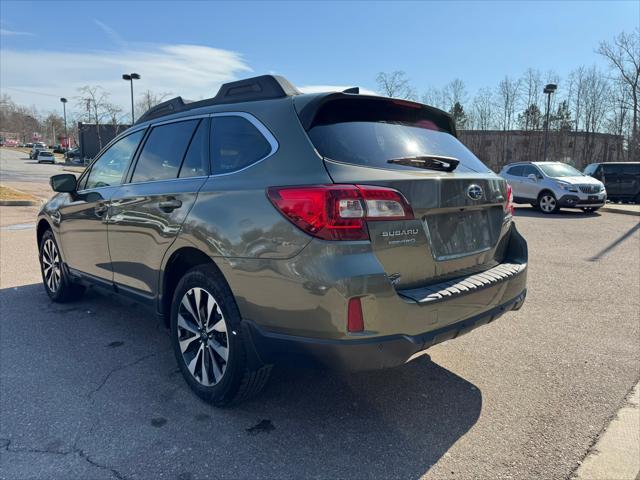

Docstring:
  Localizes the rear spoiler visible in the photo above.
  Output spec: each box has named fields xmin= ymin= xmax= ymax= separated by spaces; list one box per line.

xmin=293 ymin=92 xmax=458 ymax=137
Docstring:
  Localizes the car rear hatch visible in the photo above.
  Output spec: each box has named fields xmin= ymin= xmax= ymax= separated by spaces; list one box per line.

xmin=296 ymin=94 xmax=514 ymax=289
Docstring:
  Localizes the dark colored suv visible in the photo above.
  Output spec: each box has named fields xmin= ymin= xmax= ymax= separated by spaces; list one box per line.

xmin=37 ymin=75 xmax=528 ymax=406
xmin=583 ymin=162 xmax=640 ymax=203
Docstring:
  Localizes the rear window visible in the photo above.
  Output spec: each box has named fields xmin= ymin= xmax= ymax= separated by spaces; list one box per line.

xmin=507 ymin=165 xmax=524 ymax=176
xmin=306 ymin=98 xmax=490 ymax=173
xmin=39 ymin=151 xmax=53 ymax=156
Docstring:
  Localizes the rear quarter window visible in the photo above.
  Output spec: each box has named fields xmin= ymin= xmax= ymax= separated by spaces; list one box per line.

xmin=210 ymin=116 xmax=273 ymax=174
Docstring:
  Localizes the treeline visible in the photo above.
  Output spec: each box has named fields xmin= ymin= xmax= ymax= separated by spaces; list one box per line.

xmin=376 ymin=30 xmax=639 ymax=161
xmin=0 ymin=88 xmax=170 ymax=147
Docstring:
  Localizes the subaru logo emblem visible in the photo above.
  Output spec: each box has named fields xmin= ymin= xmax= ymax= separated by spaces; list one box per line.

xmin=467 ymin=184 xmax=483 ymax=201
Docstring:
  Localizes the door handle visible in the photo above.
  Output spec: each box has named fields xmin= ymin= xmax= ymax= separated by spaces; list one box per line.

xmin=158 ymin=198 xmax=182 ymax=212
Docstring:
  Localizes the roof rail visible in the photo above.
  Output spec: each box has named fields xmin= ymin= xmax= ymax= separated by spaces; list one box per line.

xmin=135 ymin=74 xmax=301 ymax=125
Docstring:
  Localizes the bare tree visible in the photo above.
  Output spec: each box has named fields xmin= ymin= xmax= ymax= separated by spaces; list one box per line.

xmin=421 ymin=87 xmax=447 ymax=110
xmin=597 ymin=29 xmax=640 ymax=159
xmin=519 ymin=68 xmax=543 ymax=130
xmin=136 ymin=90 xmax=172 ymax=116
xmin=77 ymin=86 xmax=111 ymax=150
xmin=496 ymin=76 xmax=521 ymax=131
xmin=470 ymin=88 xmax=495 ymax=130
xmin=580 ymin=67 xmax=611 ymax=162
xmin=376 ymin=71 xmax=416 ymax=100
xmin=444 ymin=79 xmax=467 ymax=110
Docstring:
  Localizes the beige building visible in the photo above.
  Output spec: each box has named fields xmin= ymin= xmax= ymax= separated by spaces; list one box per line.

xmin=459 ymin=130 xmax=625 ymax=172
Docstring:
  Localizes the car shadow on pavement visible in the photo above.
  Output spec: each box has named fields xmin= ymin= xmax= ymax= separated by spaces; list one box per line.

xmin=1 ymin=282 xmax=482 ymax=479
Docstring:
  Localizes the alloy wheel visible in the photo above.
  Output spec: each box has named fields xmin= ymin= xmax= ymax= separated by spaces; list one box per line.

xmin=42 ymin=239 xmax=62 ymax=293
xmin=177 ymin=287 xmax=229 ymax=386
xmin=539 ymin=195 xmax=556 ymax=213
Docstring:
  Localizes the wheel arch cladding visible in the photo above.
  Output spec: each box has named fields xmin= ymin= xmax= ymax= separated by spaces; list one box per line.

xmin=36 ymin=219 xmax=52 ymax=250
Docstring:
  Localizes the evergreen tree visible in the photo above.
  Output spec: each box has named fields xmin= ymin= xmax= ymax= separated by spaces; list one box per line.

xmin=450 ymin=102 xmax=468 ymax=129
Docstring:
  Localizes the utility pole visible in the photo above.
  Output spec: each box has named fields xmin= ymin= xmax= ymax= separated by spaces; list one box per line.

xmin=543 ymin=83 xmax=557 ymax=162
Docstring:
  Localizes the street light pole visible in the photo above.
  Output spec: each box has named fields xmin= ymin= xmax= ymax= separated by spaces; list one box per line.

xmin=60 ymin=98 xmax=68 ymax=149
xmin=543 ymin=83 xmax=557 ymax=162
xmin=122 ymin=73 xmax=141 ymax=124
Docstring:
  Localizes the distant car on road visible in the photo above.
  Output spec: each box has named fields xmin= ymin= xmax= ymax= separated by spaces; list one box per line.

xmin=52 ymin=145 xmax=67 ymax=154
xmin=36 ymin=150 xmax=56 ymax=164
xmin=500 ymin=161 xmax=606 ymax=214
xmin=29 ymin=143 xmax=48 ymax=159
xmin=583 ymin=162 xmax=640 ymax=204
xmin=64 ymin=147 xmax=80 ymax=161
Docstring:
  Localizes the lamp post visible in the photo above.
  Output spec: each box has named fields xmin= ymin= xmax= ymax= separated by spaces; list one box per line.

xmin=543 ymin=83 xmax=557 ymax=162
xmin=60 ymin=98 xmax=68 ymax=149
xmin=122 ymin=73 xmax=141 ymax=124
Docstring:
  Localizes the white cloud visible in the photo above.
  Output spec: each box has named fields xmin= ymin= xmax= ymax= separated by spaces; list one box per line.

xmin=0 ymin=28 xmax=33 ymax=36
xmin=299 ymin=85 xmax=378 ymax=96
xmin=0 ymin=43 xmax=252 ymax=114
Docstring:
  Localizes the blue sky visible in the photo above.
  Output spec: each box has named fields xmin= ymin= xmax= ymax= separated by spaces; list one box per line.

xmin=1 ymin=1 xmax=638 ymax=115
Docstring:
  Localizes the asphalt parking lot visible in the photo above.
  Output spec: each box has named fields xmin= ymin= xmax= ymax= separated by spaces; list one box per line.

xmin=1 ymin=148 xmax=639 ymax=480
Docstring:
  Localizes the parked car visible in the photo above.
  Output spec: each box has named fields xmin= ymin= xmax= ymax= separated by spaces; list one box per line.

xmin=37 ymin=75 xmax=528 ymax=406
xmin=52 ymin=144 xmax=67 ymax=154
xmin=583 ymin=162 xmax=640 ymax=204
xmin=29 ymin=143 xmax=48 ymax=159
xmin=36 ymin=150 xmax=56 ymax=164
xmin=500 ymin=161 xmax=606 ymax=214
xmin=64 ymin=147 xmax=80 ymax=161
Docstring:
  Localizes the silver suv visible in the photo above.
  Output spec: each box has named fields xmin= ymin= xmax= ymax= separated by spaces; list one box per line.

xmin=500 ymin=161 xmax=606 ymax=214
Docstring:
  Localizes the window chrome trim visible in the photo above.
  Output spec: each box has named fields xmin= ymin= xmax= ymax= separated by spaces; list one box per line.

xmin=207 ymin=111 xmax=279 ymax=177
xmin=114 ymin=175 xmax=209 ymax=188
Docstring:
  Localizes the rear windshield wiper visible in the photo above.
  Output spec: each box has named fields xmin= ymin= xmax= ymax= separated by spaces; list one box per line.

xmin=386 ymin=155 xmax=460 ymax=172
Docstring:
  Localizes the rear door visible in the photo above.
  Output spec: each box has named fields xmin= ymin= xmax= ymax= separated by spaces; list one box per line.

xmin=304 ymin=97 xmax=512 ymax=289
xmin=618 ymin=163 xmax=640 ymax=198
xmin=107 ymin=118 xmax=209 ymax=298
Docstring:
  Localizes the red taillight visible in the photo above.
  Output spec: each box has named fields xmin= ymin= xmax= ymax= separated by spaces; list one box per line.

xmin=347 ymin=297 xmax=364 ymax=332
xmin=506 ymin=184 xmax=515 ymax=216
xmin=267 ymin=184 xmax=413 ymax=241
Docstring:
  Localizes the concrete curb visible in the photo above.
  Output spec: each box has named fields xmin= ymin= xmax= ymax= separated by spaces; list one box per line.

xmin=601 ymin=206 xmax=640 ymax=217
xmin=0 ymin=199 xmax=40 ymax=206
xmin=573 ymin=383 xmax=640 ymax=480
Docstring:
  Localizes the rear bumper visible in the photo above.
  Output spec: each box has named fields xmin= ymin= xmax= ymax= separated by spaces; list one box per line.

xmin=244 ymin=289 xmax=526 ymax=371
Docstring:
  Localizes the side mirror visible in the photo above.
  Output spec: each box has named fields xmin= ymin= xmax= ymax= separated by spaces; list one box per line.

xmin=527 ymin=173 xmax=538 ymax=182
xmin=50 ymin=173 xmax=77 ymax=193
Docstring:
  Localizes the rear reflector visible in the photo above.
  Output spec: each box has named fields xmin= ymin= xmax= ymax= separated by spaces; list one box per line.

xmin=267 ymin=184 xmax=413 ymax=241
xmin=347 ymin=297 xmax=364 ymax=332
xmin=505 ymin=184 xmax=515 ymax=216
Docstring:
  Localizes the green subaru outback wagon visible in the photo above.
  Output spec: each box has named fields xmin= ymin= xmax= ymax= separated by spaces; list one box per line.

xmin=38 ymin=75 xmax=528 ymax=406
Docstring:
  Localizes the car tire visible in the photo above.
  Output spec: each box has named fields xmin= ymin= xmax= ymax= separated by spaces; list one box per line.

xmin=581 ymin=207 xmax=599 ymax=214
xmin=537 ymin=192 xmax=559 ymax=214
xmin=170 ymin=264 xmax=272 ymax=407
xmin=39 ymin=229 xmax=85 ymax=302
